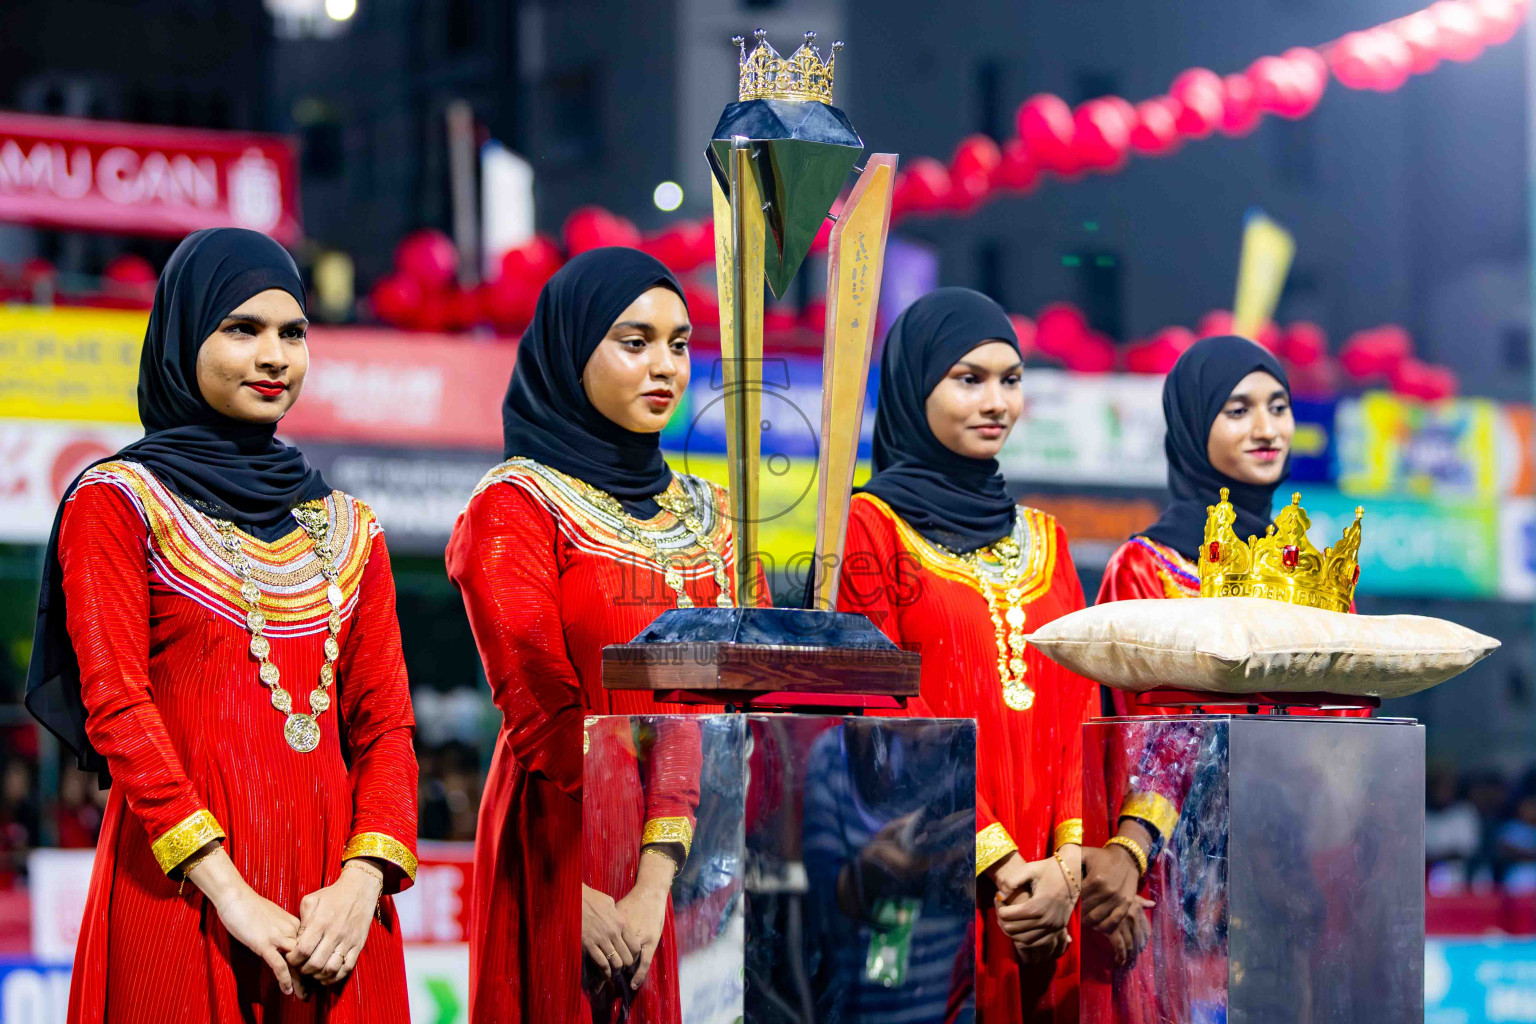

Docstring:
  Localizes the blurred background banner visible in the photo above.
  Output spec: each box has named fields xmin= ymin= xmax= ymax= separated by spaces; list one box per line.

xmin=0 ymin=112 xmax=301 ymax=244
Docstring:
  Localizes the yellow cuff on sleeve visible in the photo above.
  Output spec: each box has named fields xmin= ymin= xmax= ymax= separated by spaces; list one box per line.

xmin=151 ymin=809 xmax=225 ymax=875
xmin=1053 ymin=819 xmax=1083 ymax=850
xmin=1120 ymin=791 xmax=1180 ymax=840
xmin=342 ymin=832 xmax=418 ymax=880
xmin=641 ymin=816 xmax=694 ymax=859
xmin=975 ymin=822 xmax=1018 ymax=877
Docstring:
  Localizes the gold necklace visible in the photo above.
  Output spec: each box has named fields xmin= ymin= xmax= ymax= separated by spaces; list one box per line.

xmin=963 ymin=536 xmax=1034 ymax=712
xmin=214 ymin=500 xmax=343 ymax=752
xmin=580 ymin=481 xmax=732 ymax=609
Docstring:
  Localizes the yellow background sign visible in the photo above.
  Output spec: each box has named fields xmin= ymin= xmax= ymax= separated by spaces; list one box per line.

xmin=0 ymin=305 xmax=146 ymax=423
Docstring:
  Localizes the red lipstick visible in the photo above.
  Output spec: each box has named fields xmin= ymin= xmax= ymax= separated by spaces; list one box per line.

xmin=244 ymin=380 xmax=288 ymax=398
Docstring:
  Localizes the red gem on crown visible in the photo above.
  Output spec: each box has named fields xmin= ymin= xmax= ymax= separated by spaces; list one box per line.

xmin=1282 ymin=545 xmax=1299 ymax=568
xmin=1207 ymin=541 xmax=1220 ymax=562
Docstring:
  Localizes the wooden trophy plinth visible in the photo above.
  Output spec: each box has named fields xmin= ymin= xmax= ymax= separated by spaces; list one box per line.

xmin=601 ymin=607 xmax=919 ymax=710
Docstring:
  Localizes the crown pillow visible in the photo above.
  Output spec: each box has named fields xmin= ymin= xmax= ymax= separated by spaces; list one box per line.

xmin=1025 ymin=597 xmax=1498 ymax=700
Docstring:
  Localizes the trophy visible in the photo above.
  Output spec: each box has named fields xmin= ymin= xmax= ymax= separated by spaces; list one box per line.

xmin=602 ymin=29 xmax=918 ymax=707
xmin=590 ymin=33 xmax=977 ymax=1022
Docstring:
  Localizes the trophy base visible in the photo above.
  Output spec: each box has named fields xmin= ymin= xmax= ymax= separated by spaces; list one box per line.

xmin=601 ymin=607 xmax=919 ymax=706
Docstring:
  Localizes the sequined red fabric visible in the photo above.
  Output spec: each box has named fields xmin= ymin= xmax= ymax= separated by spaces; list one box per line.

xmin=837 ymin=494 xmax=1096 ymax=1024
xmin=59 ymin=470 xmax=418 ymax=1024
xmin=446 ymin=466 xmax=743 ymax=1024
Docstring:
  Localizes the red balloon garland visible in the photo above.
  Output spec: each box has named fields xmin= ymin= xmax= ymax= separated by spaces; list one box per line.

xmin=369 ymin=0 xmax=1522 ymax=342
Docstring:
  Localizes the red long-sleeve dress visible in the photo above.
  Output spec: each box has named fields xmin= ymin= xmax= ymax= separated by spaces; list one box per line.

xmin=1088 ymin=535 xmax=1365 ymax=1023
xmin=446 ymin=458 xmax=738 ymax=1024
xmin=60 ymin=460 xmax=418 ymax=1024
xmin=836 ymin=493 xmax=1097 ymax=1024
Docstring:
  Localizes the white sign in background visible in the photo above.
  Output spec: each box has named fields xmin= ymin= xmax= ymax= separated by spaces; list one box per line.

xmin=0 ymin=421 xmax=142 ymax=544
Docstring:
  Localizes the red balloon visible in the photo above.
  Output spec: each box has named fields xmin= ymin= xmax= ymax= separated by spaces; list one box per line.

xmin=1368 ymin=27 xmax=1413 ymax=91
xmin=1009 ymin=314 xmax=1038 ymax=358
xmin=1284 ymin=47 xmax=1331 ymax=103
xmin=1034 ymin=302 xmax=1090 ymax=358
xmin=395 ymin=229 xmax=458 ymax=292
xmin=1390 ymin=357 xmax=1459 ymax=400
xmin=370 ymin=273 xmax=422 ymax=327
xmin=564 ymin=205 xmax=641 ymax=255
xmin=896 ymin=157 xmax=953 ymax=214
xmin=439 ymin=287 xmax=482 ymax=332
xmin=640 ymin=225 xmax=694 ymax=269
xmin=1248 ymin=56 xmax=1309 ymax=120
xmin=1197 ymin=309 xmax=1235 ymax=339
xmin=1073 ymin=97 xmax=1134 ymax=171
xmin=1282 ymin=321 xmax=1329 ymax=367
xmin=1392 ymin=11 xmax=1444 ymax=74
xmin=948 ymin=134 xmax=1001 ymax=211
xmin=1255 ymin=321 xmax=1285 ymax=354
xmin=104 ymin=253 xmax=157 ymax=285
xmin=1220 ymin=73 xmax=1263 ymax=136
xmin=801 ymin=298 xmax=828 ymax=331
xmin=1331 ymin=32 xmax=1383 ymax=90
xmin=679 ymin=220 xmax=715 ymax=270
xmin=1340 ymin=325 xmax=1413 ymax=378
xmin=1125 ymin=327 xmax=1197 ymax=374
xmin=481 ymin=276 xmax=539 ymax=334
xmin=1431 ymin=0 xmax=1487 ymax=61
xmin=1170 ymin=68 xmax=1225 ymax=138
xmin=1472 ymin=0 xmax=1524 ymax=44
xmin=992 ymin=138 xmax=1041 ymax=191
xmin=1061 ymin=331 xmax=1116 ymax=374
xmin=682 ymin=283 xmax=719 ymax=324
xmin=498 ymin=234 xmax=563 ymax=284
xmin=1130 ymin=97 xmax=1182 ymax=156
xmin=1016 ymin=94 xmax=1078 ymax=173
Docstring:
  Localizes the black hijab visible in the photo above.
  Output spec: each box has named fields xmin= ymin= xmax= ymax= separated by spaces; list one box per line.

xmin=501 ymin=246 xmax=686 ymax=518
xmin=1139 ymin=334 xmax=1292 ymax=561
xmin=860 ymin=287 xmax=1022 ymax=554
xmin=25 ymin=227 xmax=329 ymax=774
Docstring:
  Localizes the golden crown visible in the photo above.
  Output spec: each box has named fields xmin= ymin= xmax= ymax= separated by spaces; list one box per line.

xmin=1198 ymin=488 xmax=1363 ymax=613
xmin=735 ymin=29 xmax=841 ymax=104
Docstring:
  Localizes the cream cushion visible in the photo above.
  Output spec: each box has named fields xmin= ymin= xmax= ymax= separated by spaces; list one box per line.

xmin=1025 ymin=597 xmax=1499 ymax=699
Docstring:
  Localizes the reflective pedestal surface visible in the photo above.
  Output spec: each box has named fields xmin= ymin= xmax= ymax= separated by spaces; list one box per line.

xmin=584 ymin=714 xmax=976 ymax=1024
xmin=1083 ymin=715 xmax=1425 ymax=1024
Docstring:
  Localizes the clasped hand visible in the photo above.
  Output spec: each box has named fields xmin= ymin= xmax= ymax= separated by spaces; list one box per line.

xmin=582 ymin=846 xmax=676 ymax=993
xmin=1080 ymin=842 xmax=1155 ymax=966
xmin=189 ymin=845 xmax=382 ymax=1000
xmin=990 ymin=852 xmax=1076 ymax=964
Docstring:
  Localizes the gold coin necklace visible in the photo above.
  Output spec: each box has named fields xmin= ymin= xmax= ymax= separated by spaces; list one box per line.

xmin=581 ymin=482 xmax=732 ymax=609
xmin=214 ymin=499 xmax=343 ymax=752
xmin=963 ymin=535 xmax=1035 ymax=712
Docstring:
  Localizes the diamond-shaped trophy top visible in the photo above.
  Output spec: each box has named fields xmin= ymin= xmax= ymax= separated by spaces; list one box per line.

xmin=706 ymin=29 xmax=863 ymax=298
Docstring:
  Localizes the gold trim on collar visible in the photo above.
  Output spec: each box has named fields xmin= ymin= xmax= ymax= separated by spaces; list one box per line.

xmin=854 ymin=492 xmax=1057 ymax=603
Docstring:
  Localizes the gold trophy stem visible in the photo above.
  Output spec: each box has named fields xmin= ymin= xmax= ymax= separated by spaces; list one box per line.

xmin=713 ymin=137 xmax=765 ymax=607
xmin=810 ymin=155 xmax=897 ymax=610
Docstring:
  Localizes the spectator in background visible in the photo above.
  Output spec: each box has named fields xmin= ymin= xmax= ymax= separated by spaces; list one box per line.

xmin=53 ymin=765 xmax=106 ymax=849
xmin=1425 ymin=765 xmax=1480 ymax=893
xmin=1496 ymin=774 xmax=1536 ymax=893
xmin=1465 ymin=771 xmax=1512 ymax=890
xmin=0 ymin=757 xmax=39 ymax=886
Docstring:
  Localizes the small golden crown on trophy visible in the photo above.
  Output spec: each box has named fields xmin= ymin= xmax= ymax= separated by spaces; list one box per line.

xmin=734 ymin=29 xmax=841 ymax=104
xmin=1198 ymin=488 xmax=1364 ymax=613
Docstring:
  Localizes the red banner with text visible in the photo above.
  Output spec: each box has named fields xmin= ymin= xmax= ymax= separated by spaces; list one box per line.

xmin=0 ymin=112 xmax=302 ymax=244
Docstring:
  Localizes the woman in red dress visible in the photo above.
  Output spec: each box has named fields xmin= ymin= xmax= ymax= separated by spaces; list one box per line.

xmin=1079 ymin=336 xmax=1361 ymax=1013
xmin=24 ymin=228 xmax=418 ymax=1023
xmin=447 ymin=248 xmax=740 ymax=1023
xmin=835 ymin=288 xmax=1097 ymax=1024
